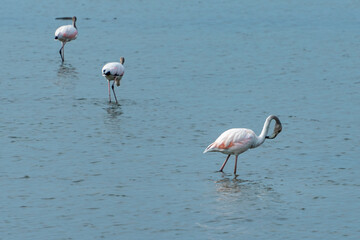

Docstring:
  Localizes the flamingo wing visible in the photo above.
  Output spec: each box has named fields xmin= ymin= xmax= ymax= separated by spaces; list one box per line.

xmin=204 ymin=128 xmax=255 ymax=154
xmin=102 ymin=62 xmax=124 ymax=78
xmin=55 ymin=25 xmax=78 ymax=41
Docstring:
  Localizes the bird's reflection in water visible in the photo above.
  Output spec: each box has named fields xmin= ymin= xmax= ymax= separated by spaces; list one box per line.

xmin=103 ymin=103 xmax=123 ymax=132
xmin=215 ymin=176 xmax=250 ymax=194
xmin=214 ymin=174 xmax=279 ymax=206
xmin=105 ymin=103 xmax=123 ymax=120
xmin=57 ymin=63 xmax=79 ymax=80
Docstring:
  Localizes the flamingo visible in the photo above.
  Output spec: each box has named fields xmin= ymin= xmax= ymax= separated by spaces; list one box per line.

xmin=54 ymin=16 xmax=78 ymax=62
xmin=102 ymin=57 xmax=125 ymax=103
xmin=204 ymin=115 xmax=282 ymax=175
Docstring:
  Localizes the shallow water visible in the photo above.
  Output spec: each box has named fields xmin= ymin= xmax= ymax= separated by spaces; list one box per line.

xmin=1 ymin=0 xmax=360 ymax=239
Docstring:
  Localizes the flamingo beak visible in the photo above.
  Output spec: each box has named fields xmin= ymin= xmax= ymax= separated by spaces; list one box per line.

xmin=55 ymin=17 xmax=73 ymax=20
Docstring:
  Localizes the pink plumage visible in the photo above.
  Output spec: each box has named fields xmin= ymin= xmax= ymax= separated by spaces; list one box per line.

xmin=204 ymin=128 xmax=256 ymax=155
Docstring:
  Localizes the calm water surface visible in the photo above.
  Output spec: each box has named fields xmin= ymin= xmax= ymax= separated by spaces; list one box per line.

xmin=0 ymin=0 xmax=359 ymax=239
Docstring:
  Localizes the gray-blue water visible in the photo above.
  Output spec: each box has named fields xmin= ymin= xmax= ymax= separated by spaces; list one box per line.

xmin=1 ymin=0 xmax=359 ymax=239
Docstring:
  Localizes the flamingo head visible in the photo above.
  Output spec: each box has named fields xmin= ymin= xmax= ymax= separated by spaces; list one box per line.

xmin=115 ymin=76 xmax=123 ymax=86
xmin=120 ymin=57 xmax=125 ymax=65
xmin=265 ymin=116 xmax=282 ymax=139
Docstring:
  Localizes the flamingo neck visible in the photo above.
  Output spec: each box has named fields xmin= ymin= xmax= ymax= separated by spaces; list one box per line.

xmin=253 ymin=116 xmax=273 ymax=148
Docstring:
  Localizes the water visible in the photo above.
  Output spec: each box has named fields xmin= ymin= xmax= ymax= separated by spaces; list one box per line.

xmin=1 ymin=0 xmax=359 ymax=239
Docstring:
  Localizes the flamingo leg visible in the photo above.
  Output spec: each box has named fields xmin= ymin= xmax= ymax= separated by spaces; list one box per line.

xmin=234 ymin=155 xmax=238 ymax=175
xmin=59 ymin=42 xmax=65 ymax=62
xmin=219 ymin=154 xmax=231 ymax=172
xmin=108 ymin=81 xmax=112 ymax=103
xmin=111 ymin=81 xmax=118 ymax=104
xmin=62 ymin=44 xmax=65 ymax=62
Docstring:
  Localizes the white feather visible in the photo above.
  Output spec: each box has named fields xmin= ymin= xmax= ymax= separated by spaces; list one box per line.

xmin=55 ymin=25 xmax=78 ymax=42
xmin=102 ymin=62 xmax=125 ymax=81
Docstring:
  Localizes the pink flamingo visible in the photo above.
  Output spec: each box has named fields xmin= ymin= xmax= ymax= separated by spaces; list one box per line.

xmin=54 ymin=16 xmax=78 ymax=62
xmin=204 ymin=115 xmax=282 ymax=175
xmin=102 ymin=57 xmax=125 ymax=103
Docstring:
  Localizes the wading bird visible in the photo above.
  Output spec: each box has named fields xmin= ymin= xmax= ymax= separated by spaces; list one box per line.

xmin=54 ymin=16 xmax=78 ymax=62
xmin=204 ymin=115 xmax=282 ymax=175
xmin=102 ymin=57 xmax=125 ymax=103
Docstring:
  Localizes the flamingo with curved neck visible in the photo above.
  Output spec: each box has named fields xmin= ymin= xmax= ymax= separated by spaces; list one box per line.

xmin=102 ymin=57 xmax=125 ymax=103
xmin=204 ymin=115 xmax=282 ymax=175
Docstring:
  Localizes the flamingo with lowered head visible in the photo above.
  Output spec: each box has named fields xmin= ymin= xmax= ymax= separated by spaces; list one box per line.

xmin=102 ymin=57 xmax=125 ymax=103
xmin=54 ymin=16 xmax=78 ymax=62
xmin=204 ymin=115 xmax=282 ymax=175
